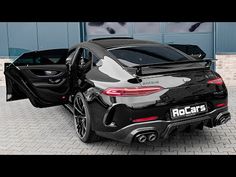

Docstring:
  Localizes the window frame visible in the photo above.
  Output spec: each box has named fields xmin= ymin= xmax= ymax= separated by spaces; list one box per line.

xmin=72 ymin=47 xmax=102 ymax=71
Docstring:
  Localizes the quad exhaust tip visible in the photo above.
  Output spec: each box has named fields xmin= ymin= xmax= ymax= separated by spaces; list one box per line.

xmin=148 ymin=133 xmax=157 ymax=142
xmin=137 ymin=134 xmax=147 ymax=143
xmin=219 ymin=116 xmax=231 ymax=125
xmin=136 ymin=132 xmax=158 ymax=143
xmin=215 ymin=112 xmax=231 ymax=126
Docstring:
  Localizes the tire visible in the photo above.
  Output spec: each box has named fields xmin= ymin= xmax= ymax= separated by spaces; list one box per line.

xmin=73 ymin=92 xmax=101 ymax=143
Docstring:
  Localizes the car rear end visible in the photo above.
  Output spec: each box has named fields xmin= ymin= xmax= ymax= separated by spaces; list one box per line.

xmin=92 ymin=42 xmax=231 ymax=143
xmin=95 ymin=67 xmax=230 ymax=143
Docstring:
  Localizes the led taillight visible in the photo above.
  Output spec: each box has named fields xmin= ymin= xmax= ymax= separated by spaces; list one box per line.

xmin=132 ymin=116 xmax=158 ymax=123
xmin=215 ymin=102 xmax=228 ymax=108
xmin=101 ymin=86 xmax=163 ymax=97
xmin=207 ymin=77 xmax=224 ymax=85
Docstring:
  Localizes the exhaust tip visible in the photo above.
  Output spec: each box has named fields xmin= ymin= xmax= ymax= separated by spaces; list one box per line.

xmin=148 ymin=133 xmax=157 ymax=142
xmin=220 ymin=116 xmax=231 ymax=124
xmin=215 ymin=113 xmax=231 ymax=126
xmin=135 ymin=131 xmax=158 ymax=143
xmin=137 ymin=134 xmax=147 ymax=143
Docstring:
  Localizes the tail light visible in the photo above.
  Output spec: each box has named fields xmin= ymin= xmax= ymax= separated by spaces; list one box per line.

xmin=132 ymin=116 xmax=158 ymax=123
xmin=101 ymin=86 xmax=163 ymax=97
xmin=215 ymin=101 xmax=228 ymax=108
xmin=207 ymin=77 xmax=224 ymax=85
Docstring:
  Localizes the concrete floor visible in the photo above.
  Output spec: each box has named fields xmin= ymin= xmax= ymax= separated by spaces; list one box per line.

xmin=0 ymin=86 xmax=235 ymax=155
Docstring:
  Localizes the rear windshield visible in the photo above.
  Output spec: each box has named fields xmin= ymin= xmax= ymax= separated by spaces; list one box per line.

xmin=108 ymin=45 xmax=192 ymax=67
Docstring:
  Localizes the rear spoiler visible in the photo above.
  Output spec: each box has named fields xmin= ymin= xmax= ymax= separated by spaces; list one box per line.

xmin=132 ymin=59 xmax=216 ymax=76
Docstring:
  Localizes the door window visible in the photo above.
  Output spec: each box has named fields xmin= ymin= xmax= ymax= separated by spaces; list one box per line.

xmin=76 ymin=48 xmax=101 ymax=71
xmin=13 ymin=49 xmax=68 ymax=66
xmin=92 ymin=54 xmax=100 ymax=66
xmin=76 ymin=48 xmax=93 ymax=73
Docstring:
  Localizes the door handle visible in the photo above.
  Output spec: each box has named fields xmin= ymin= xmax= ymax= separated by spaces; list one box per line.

xmin=45 ymin=70 xmax=59 ymax=76
xmin=48 ymin=78 xmax=61 ymax=84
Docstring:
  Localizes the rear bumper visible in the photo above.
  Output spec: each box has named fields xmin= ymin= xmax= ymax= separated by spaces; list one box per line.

xmin=95 ymin=107 xmax=231 ymax=143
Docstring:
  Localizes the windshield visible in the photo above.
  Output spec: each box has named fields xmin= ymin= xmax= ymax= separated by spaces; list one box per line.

xmin=108 ymin=45 xmax=193 ymax=67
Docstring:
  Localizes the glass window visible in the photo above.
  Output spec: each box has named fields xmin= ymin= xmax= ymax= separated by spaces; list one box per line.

xmin=165 ymin=22 xmax=213 ymax=33
xmin=80 ymin=48 xmax=92 ymax=64
xmin=77 ymin=48 xmax=100 ymax=68
xmin=14 ymin=57 xmax=34 ymax=65
xmin=13 ymin=49 xmax=68 ymax=66
xmin=86 ymin=22 xmax=129 ymax=35
xmin=77 ymin=48 xmax=92 ymax=73
xmin=92 ymin=55 xmax=100 ymax=66
xmin=134 ymin=22 xmax=160 ymax=34
xmin=109 ymin=45 xmax=191 ymax=67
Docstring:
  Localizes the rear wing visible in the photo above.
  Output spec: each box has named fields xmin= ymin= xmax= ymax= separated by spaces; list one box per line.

xmin=132 ymin=59 xmax=216 ymax=76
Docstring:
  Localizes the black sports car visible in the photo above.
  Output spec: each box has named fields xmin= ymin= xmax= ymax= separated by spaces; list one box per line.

xmin=4 ymin=37 xmax=231 ymax=143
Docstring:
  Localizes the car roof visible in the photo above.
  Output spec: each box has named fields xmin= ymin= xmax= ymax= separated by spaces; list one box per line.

xmin=69 ymin=37 xmax=161 ymax=51
xmin=88 ymin=37 xmax=160 ymax=49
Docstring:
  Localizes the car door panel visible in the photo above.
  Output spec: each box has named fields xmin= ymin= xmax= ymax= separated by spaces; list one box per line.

xmin=32 ymin=78 xmax=67 ymax=88
xmin=4 ymin=49 xmax=71 ymax=108
xmin=20 ymin=65 xmax=66 ymax=78
xmin=5 ymin=64 xmax=48 ymax=107
xmin=19 ymin=65 xmax=67 ymax=84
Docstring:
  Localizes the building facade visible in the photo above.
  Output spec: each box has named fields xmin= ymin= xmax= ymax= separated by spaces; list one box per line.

xmin=0 ymin=22 xmax=236 ymax=58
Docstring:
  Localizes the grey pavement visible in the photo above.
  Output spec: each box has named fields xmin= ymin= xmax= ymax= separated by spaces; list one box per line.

xmin=0 ymin=86 xmax=236 ymax=155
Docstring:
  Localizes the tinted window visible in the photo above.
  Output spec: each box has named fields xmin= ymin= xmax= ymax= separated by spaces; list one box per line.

xmin=109 ymin=45 xmax=191 ymax=67
xmin=93 ymin=55 xmax=100 ymax=66
xmin=13 ymin=49 xmax=68 ymax=66
xmin=169 ymin=44 xmax=206 ymax=58
xmin=79 ymin=49 xmax=100 ymax=66
xmin=76 ymin=48 xmax=93 ymax=73
xmin=80 ymin=48 xmax=92 ymax=65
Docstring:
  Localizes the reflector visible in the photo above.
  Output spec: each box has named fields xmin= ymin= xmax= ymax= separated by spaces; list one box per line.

xmin=132 ymin=116 xmax=158 ymax=123
xmin=215 ymin=102 xmax=227 ymax=108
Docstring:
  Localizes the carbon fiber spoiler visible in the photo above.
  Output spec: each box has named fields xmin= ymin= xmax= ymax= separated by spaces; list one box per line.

xmin=132 ymin=59 xmax=216 ymax=75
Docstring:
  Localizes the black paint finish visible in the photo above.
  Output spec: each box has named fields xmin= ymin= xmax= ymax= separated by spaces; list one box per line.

xmin=4 ymin=38 xmax=230 ymax=143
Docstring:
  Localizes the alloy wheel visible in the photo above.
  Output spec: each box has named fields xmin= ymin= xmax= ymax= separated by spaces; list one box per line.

xmin=74 ymin=95 xmax=87 ymax=138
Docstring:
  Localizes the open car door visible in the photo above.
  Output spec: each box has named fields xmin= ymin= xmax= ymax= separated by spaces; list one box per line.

xmin=4 ymin=49 xmax=71 ymax=108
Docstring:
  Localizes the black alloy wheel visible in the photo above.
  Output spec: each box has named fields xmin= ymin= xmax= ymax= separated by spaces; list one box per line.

xmin=73 ymin=92 xmax=100 ymax=143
